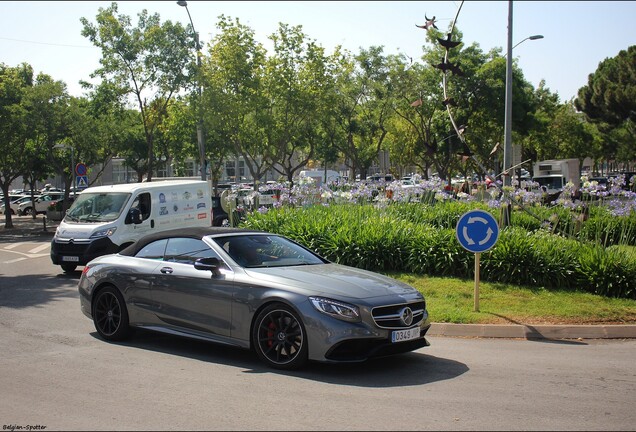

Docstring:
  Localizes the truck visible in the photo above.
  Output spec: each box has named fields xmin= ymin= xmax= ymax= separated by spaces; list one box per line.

xmin=298 ymin=169 xmax=342 ymax=187
xmin=532 ymin=158 xmax=581 ymax=195
xmin=50 ymin=180 xmax=212 ymax=273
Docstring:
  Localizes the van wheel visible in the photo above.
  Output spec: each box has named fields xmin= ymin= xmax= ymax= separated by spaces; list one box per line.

xmin=61 ymin=264 xmax=77 ymax=273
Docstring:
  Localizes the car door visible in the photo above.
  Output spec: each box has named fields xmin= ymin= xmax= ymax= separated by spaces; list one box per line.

xmin=150 ymin=237 xmax=235 ymax=337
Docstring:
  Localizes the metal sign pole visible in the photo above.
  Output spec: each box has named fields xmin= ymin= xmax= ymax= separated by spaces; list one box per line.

xmin=474 ymin=252 xmax=480 ymax=312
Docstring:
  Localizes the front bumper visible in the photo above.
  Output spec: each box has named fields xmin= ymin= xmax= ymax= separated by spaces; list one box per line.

xmin=323 ymin=323 xmax=431 ymax=362
xmin=51 ymin=236 xmax=119 ymax=266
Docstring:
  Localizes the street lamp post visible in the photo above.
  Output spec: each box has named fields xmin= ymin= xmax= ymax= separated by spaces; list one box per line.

xmin=502 ymin=0 xmax=543 ymax=187
xmin=512 ymin=34 xmax=544 ymax=51
xmin=53 ymin=144 xmax=75 ymax=199
xmin=177 ymin=0 xmax=206 ymax=181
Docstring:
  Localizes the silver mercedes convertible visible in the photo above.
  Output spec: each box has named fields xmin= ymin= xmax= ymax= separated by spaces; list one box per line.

xmin=78 ymin=227 xmax=431 ymax=369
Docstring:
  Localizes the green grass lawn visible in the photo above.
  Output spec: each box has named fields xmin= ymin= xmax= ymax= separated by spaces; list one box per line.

xmin=389 ymin=273 xmax=636 ymax=325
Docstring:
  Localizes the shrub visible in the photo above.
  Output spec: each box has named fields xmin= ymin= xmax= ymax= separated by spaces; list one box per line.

xmin=240 ymin=201 xmax=636 ymax=299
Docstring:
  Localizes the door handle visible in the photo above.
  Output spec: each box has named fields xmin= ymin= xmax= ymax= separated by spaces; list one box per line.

xmin=160 ymin=267 xmax=173 ymax=274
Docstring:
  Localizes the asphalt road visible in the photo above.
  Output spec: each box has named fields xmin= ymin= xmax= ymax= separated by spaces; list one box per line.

xmin=1 ymin=234 xmax=636 ymax=431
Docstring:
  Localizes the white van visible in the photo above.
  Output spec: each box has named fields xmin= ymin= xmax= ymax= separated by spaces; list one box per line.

xmin=50 ymin=180 xmax=212 ymax=273
xmin=299 ymin=169 xmax=342 ymax=187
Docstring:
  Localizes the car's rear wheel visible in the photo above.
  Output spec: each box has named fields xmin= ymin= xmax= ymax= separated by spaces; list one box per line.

xmin=252 ymin=304 xmax=308 ymax=370
xmin=92 ymin=286 xmax=131 ymax=341
xmin=22 ymin=207 xmax=34 ymax=216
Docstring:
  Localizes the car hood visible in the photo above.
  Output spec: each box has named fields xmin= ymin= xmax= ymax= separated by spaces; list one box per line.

xmin=244 ymin=263 xmax=421 ymax=300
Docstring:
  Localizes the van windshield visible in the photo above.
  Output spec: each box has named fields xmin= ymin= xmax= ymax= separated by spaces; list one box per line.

xmin=65 ymin=192 xmax=131 ymax=223
xmin=534 ymin=177 xmax=564 ymax=190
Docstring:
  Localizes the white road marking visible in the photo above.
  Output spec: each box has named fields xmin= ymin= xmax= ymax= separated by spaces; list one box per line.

xmin=3 ymin=243 xmax=24 ymax=250
xmin=28 ymin=244 xmax=49 ymax=254
xmin=2 ymin=257 xmax=28 ymax=264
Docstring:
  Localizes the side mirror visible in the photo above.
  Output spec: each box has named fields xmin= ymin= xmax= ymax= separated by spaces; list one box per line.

xmin=194 ymin=257 xmax=222 ymax=275
xmin=125 ymin=207 xmax=143 ymax=225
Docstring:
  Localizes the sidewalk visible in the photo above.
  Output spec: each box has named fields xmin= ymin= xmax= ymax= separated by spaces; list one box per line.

xmin=0 ymin=214 xmax=59 ymax=241
xmin=2 ymin=214 xmax=635 ymax=340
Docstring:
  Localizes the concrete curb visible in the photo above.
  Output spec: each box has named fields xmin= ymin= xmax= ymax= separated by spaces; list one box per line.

xmin=429 ymin=323 xmax=636 ymax=339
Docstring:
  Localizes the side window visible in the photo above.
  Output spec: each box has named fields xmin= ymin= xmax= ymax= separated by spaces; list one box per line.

xmin=131 ymin=192 xmax=151 ymax=220
xmin=164 ymin=238 xmax=221 ymax=265
xmin=135 ymin=239 xmax=168 ymax=260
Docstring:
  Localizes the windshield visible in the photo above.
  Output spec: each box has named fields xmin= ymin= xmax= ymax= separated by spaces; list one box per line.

xmin=65 ymin=192 xmax=131 ymax=223
xmin=534 ymin=177 xmax=564 ymax=190
xmin=214 ymin=235 xmax=326 ymax=268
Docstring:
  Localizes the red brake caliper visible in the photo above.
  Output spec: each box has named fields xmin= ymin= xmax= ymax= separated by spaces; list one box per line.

xmin=267 ymin=322 xmax=276 ymax=348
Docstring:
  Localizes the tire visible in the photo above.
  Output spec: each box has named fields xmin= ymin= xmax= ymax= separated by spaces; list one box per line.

xmin=23 ymin=207 xmax=34 ymax=216
xmin=92 ymin=286 xmax=131 ymax=341
xmin=61 ymin=264 xmax=77 ymax=273
xmin=252 ymin=303 xmax=308 ymax=370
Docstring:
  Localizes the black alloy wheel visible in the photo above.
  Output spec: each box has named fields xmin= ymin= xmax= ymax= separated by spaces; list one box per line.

xmin=92 ymin=286 xmax=131 ymax=341
xmin=253 ymin=304 xmax=308 ymax=370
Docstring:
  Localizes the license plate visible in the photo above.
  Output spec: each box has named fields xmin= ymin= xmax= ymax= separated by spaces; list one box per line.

xmin=391 ymin=327 xmax=420 ymax=343
xmin=62 ymin=256 xmax=79 ymax=262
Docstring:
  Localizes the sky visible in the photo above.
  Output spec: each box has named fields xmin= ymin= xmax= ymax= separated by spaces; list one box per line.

xmin=1 ymin=1 xmax=635 ymax=102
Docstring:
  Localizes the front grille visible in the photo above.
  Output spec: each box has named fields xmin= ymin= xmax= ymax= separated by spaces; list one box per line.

xmin=372 ymin=301 xmax=426 ymax=329
xmin=53 ymin=240 xmax=91 ymax=255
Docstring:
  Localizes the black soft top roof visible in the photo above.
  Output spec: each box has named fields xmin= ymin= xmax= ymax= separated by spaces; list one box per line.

xmin=119 ymin=226 xmax=264 ymax=257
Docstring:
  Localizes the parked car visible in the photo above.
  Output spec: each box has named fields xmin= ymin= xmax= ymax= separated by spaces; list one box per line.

xmin=17 ymin=192 xmax=64 ymax=216
xmin=0 ymin=195 xmax=38 ymax=215
xmin=78 ymin=227 xmax=431 ymax=370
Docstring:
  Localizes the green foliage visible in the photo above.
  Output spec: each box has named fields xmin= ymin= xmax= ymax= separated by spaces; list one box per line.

xmin=242 ymin=201 xmax=636 ymax=299
xmin=80 ymin=3 xmax=193 ymax=181
xmin=577 ymin=245 xmax=636 ymax=299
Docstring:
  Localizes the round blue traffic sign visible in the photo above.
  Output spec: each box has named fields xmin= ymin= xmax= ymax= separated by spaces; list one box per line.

xmin=456 ymin=209 xmax=500 ymax=253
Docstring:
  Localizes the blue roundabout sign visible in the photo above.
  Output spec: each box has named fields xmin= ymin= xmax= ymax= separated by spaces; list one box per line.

xmin=456 ymin=209 xmax=500 ymax=253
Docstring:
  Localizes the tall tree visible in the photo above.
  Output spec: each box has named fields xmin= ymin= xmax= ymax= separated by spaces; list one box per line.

xmin=575 ymin=45 xmax=636 ymax=166
xmin=23 ymin=73 xmax=74 ymax=216
xmin=327 ymin=46 xmax=396 ymax=181
xmin=0 ymin=63 xmax=32 ymax=228
xmin=203 ymin=15 xmax=270 ymax=191
xmin=263 ymin=23 xmax=330 ymax=184
xmin=575 ymin=45 xmax=636 ymax=126
xmin=80 ymin=2 xmax=192 ymax=182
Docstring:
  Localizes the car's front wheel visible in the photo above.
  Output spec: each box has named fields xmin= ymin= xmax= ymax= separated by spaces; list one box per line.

xmin=252 ymin=303 xmax=308 ymax=370
xmin=92 ymin=286 xmax=131 ymax=341
xmin=61 ymin=264 xmax=77 ymax=273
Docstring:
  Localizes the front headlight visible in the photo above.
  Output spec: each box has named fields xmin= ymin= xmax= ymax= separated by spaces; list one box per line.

xmin=309 ymin=297 xmax=361 ymax=322
xmin=90 ymin=227 xmax=117 ymax=239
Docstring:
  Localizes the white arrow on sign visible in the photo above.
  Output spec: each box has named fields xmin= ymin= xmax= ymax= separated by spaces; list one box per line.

xmin=462 ymin=216 xmax=494 ymax=246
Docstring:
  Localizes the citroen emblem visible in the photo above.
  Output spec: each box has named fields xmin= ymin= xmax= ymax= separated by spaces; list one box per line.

xmin=399 ymin=307 xmax=414 ymax=326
